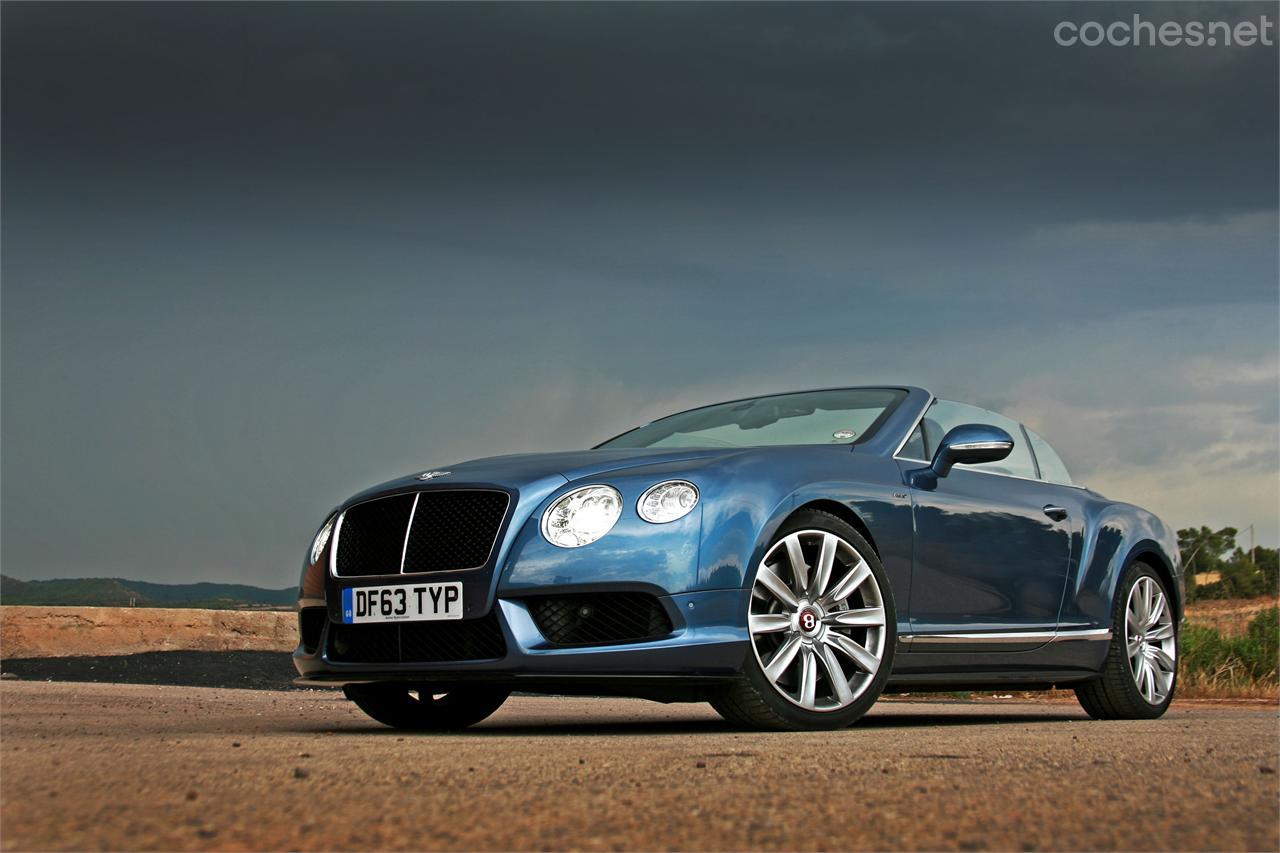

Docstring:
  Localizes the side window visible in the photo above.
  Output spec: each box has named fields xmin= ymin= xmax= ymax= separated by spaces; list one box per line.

xmin=923 ymin=399 xmax=1038 ymax=479
xmin=1025 ymin=427 xmax=1073 ymax=485
xmin=899 ymin=423 xmax=927 ymax=461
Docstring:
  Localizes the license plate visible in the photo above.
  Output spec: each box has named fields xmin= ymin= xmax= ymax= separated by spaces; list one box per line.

xmin=341 ymin=582 xmax=463 ymax=624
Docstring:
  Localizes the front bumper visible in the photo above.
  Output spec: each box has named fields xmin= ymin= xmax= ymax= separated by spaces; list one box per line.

xmin=292 ymin=587 xmax=751 ymax=687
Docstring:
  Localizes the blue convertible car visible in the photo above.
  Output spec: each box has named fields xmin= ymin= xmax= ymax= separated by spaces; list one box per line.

xmin=294 ymin=386 xmax=1181 ymax=730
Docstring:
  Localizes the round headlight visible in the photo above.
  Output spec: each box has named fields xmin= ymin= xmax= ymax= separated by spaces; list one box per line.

xmin=310 ymin=515 xmax=336 ymax=565
xmin=637 ymin=480 xmax=699 ymax=523
xmin=541 ymin=485 xmax=623 ymax=548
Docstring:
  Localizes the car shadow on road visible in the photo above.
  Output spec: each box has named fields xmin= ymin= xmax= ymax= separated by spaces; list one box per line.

xmin=291 ymin=709 xmax=1087 ymax=737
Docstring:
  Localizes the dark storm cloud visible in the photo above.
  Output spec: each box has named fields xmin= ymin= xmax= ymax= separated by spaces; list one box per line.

xmin=2 ymin=2 xmax=1276 ymax=584
xmin=5 ymin=2 xmax=1274 ymax=217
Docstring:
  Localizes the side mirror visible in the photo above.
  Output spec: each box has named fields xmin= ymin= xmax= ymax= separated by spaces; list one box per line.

xmin=930 ymin=424 xmax=1014 ymax=478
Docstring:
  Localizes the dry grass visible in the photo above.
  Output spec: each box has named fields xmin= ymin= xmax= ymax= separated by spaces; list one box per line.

xmin=1180 ymin=598 xmax=1278 ymax=700
xmin=1179 ymin=672 xmax=1279 ymax=701
xmin=1185 ymin=596 xmax=1279 ymax=637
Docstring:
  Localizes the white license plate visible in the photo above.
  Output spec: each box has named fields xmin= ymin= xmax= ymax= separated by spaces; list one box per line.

xmin=340 ymin=582 xmax=463 ymax=624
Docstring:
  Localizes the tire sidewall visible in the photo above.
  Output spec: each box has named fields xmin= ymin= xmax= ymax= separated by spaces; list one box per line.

xmin=1112 ymin=564 xmax=1178 ymax=716
xmin=345 ymin=683 xmax=511 ymax=730
xmin=742 ymin=509 xmax=896 ymax=729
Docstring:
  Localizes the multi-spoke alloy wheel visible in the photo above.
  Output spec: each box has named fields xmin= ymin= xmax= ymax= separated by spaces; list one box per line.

xmin=712 ymin=510 xmax=895 ymax=730
xmin=1125 ymin=575 xmax=1177 ymax=704
xmin=750 ymin=529 xmax=886 ymax=711
xmin=1075 ymin=563 xmax=1178 ymax=720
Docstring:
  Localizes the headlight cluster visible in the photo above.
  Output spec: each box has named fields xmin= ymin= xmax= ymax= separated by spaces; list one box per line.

xmin=541 ymin=485 xmax=623 ymax=548
xmin=541 ymin=480 xmax=698 ymax=548
xmin=310 ymin=515 xmax=336 ymax=565
xmin=637 ymin=480 xmax=699 ymax=523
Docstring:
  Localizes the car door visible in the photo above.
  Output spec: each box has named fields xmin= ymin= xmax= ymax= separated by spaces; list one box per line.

xmin=896 ymin=400 xmax=1075 ymax=652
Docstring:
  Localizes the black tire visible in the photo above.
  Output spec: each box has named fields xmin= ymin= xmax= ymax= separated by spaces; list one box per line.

xmin=344 ymin=683 xmax=511 ymax=730
xmin=1075 ymin=563 xmax=1177 ymax=720
xmin=711 ymin=509 xmax=896 ymax=731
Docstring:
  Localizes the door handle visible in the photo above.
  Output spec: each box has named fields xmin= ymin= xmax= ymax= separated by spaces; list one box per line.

xmin=1043 ymin=505 xmax=1069 ymax=522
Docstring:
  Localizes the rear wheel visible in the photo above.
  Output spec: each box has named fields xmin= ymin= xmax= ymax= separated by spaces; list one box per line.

xmin=344 ymin=683 xmax=510 ymax=730
xmin=1075 ymin=563 xmax=1177 ymax=719
xmin=712 ymin=509 xmax=895 ymax=730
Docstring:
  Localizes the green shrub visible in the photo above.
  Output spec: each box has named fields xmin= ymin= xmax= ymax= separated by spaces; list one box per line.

xmin=1243 ymin=606 xmax=1279 ymax=679
xmin=1181 ymin=607 xmax=1279 ymax=685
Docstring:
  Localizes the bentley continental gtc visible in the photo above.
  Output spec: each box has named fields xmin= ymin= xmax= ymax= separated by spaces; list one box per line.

xmin=294 ymin=387 xmax=1181 ymax=730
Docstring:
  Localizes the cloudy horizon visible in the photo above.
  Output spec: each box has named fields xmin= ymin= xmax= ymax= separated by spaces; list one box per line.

xmin=3 ymin=2 xmax=1276 ymax=586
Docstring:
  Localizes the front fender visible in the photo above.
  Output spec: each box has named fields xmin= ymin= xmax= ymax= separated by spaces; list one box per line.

xmin=696 ymin=450 xmax=912 ymax=607
xmin=1063 ymin=498 xmax=1183 ymax=628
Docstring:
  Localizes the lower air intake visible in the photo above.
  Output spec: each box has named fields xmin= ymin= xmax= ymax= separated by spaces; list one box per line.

xmin=298 ymin=607 xmax=327 ymax=654
xmin=526 ymin=592 xmax=674 ymax=646
xmin=327 ymin=613 xmax=506 ymax=663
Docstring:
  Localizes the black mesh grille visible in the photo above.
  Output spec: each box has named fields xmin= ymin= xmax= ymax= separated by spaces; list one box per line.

xmin=401 ymin=613 xmax=507 ymax=662
xmin=527 ymin=593 xmax=674 ymax=646
xmin=335 ymin=490 xmax=509 ymax=577
xmin=326 ymin=614 xmax=506 ymax=664
xmin=328 ymin=622 xmax=400 ymax=663
xmin=335 ymin=494 xmax=415 ymax=577
xmin=299 ymin=607 xmax=327 ymax=654
xmin=402 ymin=491 xmax=509 ymax=573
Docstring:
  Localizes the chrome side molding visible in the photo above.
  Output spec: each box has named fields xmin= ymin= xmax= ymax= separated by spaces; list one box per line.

xmin=900 ymin=628 xmax=1112 ymax=645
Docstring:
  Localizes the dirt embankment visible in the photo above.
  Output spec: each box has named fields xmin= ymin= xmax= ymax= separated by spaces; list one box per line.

xmin=0 ymin=606 xmax=295 ymax=659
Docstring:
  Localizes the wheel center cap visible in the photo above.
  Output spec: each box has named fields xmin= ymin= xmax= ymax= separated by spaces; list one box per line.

xmin=797 ymin=606 xmax=822 ymax=637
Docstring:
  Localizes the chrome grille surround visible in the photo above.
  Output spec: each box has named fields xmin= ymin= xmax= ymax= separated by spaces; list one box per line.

xmin=330 ymin=489 xmax=511 ymax=578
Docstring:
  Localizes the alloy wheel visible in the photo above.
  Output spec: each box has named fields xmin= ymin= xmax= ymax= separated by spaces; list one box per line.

xmin=1125 ymin=576 xmax=1177 ymax=705
xmin=749 ymin=530 xmax=886 ymax=711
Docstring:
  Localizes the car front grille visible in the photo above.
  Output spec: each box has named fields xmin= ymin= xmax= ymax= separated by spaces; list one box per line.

xmin=326 ymin=613 xmax=507 ymax=664
xmin=334 ymin=490 xmax=510 ymax=577
xmin=526 ymin=592 xmax=674 ymax=646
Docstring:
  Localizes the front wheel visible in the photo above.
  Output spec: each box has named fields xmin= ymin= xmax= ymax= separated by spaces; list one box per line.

xmin=344 ymin=683 xmax=510 ymax=730
xmin=1075 ymin=563 xmax=1178 ymax=719
xmin=711 ymin=509 xmax=896 ymax=730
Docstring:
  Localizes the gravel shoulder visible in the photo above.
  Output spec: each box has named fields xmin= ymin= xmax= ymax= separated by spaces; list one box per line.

xmin=2 ymin=682 xmax=1277 ymax=851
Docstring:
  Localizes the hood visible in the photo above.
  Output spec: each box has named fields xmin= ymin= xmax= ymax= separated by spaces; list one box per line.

xmin=345 ymin=447 xmax=748 ymax=505
xmin=448 ymin=447 xmax=747 ymax=482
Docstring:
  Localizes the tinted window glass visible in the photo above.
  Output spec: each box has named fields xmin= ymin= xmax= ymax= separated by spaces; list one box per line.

xmin=920 ymin=400 xmax=1038 ymax=479
xmin=598 ymin=388 xmax=907 ymax=449
xmin=899 ymin=423 xmax=927 ymax=461
xmin=1026 ymin=427 xmax=1073 ymax=485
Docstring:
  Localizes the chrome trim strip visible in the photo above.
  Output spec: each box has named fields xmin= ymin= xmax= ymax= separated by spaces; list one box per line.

xmin=1052 ymin=628 xmax=1112 ymax=642
xmin=948 ymin=440 xmax=1013 ymax=452
xmin=328 ymin=511 xmax=346 ymax=578
xmin=900 ymin=628 xmax=1111 ymax=645
xmin=901 ymin=631 xmax=1057 ymax=645
xmin=398 ymin=492 xmax=421 ymax=573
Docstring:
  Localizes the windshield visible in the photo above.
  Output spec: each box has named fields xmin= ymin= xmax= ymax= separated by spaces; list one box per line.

xmin=597 ymin=388 xmax=907 ymax=449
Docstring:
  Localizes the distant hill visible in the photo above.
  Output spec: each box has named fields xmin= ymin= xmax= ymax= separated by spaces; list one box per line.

xmin=0 ymin=575 xmax=297 ymax=610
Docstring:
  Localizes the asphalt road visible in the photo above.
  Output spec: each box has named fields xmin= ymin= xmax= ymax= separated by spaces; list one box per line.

xmin=2 ymin=682 xmax=1276 ymax=851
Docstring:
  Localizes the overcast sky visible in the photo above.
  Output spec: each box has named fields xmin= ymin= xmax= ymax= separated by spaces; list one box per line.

xmin=3 ymin=2 xmax=1277 ymax=586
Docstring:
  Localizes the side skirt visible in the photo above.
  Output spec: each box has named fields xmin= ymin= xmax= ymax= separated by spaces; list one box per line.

xmin=890 ymin=629 xmax=1112 ymax=679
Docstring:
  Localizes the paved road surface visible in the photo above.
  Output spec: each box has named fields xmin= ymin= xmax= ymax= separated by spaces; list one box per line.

xmin=2 ymin=682 xmax=1276 ymax=851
